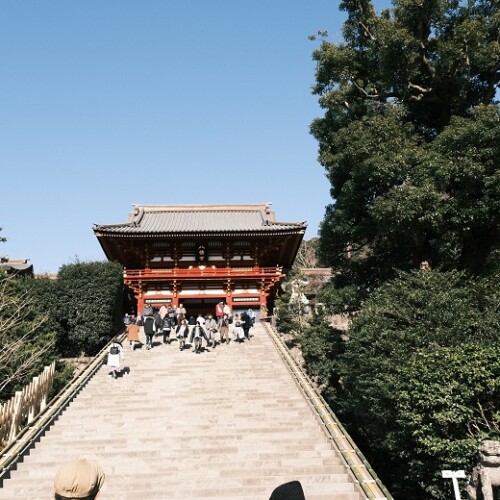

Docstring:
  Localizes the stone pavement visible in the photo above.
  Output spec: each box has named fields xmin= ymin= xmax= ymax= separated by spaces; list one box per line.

xmin=0 ymin=323 xmax=362 ymax=499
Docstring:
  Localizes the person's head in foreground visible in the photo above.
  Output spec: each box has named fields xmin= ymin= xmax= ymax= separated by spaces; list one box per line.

xmin=53 ymin=459 xmax=105 ymax=500
xmin=269 ymin=480 xmax=305 ymax=500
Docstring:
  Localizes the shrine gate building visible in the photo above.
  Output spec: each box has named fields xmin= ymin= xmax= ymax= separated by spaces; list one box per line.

xmin=93 ymin=203 xmax=306 ymax=317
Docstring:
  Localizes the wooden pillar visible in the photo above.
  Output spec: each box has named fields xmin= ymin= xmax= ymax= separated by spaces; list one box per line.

xmin=137 ymin=295 xmax=145 ymax=314
xmin=136 ymin=281 xmax=145 ymax=314
xmin=172 ymin=279 xmax=178 ymax=308
xmin=260 ymin=289 xmax=268 ymax=308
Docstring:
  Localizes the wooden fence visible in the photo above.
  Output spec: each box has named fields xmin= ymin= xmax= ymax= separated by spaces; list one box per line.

xmin=0 ymin=361 xmax=56 ymax=447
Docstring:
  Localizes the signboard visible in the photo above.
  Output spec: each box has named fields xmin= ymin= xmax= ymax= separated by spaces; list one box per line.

xmin=196 ymin=242 xmax=208 ymax=265
xmin=442 ymin=471 xmax=466 ymax=479
xmin=441 ymin=470 xmax=466 ymax=500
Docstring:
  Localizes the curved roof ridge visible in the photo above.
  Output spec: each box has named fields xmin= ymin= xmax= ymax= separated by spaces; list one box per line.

xmin=94 ymin=203 xmax=306 ymax=234
xmin=132 ymin=203 xmax=273 ymax=212
xmin=135 ymin=202 xmax=269 ymax=207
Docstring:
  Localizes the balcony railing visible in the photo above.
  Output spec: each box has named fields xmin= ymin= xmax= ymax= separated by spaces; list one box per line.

xmin=124 ymin=266 xmax=283 ymax=281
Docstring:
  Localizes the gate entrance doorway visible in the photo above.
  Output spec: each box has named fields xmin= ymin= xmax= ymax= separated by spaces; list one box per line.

xmin=181 ymin=298 xmax=222 ymax=318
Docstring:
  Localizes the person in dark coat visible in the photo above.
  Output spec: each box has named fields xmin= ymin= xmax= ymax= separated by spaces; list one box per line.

xmin=162 ymin=316 xmax=173 ymax=344
xmin=240 ymin=310 xmax=252 ymax=340
xmin=143 ymin=315 xmax=155 ymax=349
xmin=153 ymin=311 xmax=163 ymax=334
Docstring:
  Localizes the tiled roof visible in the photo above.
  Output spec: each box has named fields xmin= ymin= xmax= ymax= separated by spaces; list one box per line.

xmin=94 ymin=204 xmax=306 ymax=235
xmin=0 ymin=258 xmax=34 ymax=275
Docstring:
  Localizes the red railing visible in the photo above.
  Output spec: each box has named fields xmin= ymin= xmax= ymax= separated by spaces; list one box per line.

xmin=123 ymin=266 xmax=283 ymax=281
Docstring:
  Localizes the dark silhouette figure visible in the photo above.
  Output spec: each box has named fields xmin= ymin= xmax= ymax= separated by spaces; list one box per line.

xmin=269 ymin=480 xmax=306 ymax=500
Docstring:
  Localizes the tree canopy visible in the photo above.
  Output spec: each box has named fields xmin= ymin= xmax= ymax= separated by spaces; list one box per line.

xmin=305 ymin=2 xmax=500 ymax=498
xmin=334 ymin=270 xmax=499 ymax=498
xmin=311 ymin=0 xmax=500 ymax=310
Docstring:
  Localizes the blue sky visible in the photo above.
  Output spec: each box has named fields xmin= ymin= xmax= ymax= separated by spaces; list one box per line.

xmin=0 ymin=1 xmax=390 ymax=274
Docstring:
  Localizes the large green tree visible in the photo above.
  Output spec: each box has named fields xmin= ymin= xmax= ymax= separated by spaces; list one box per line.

xmin=332 ymin=269 xmax=500 ymax=499
xmin=311 ymin=0 xmax=500 ymax=310
xmin=305 ymin=2 xmax=500 ymax=498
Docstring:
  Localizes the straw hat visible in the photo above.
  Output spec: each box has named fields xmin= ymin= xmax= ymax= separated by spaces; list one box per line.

xmin=53 ymin=459 xmax=105 ymax=498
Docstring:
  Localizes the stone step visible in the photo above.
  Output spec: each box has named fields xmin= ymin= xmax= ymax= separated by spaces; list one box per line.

xmin=3 ymin=476 xmax=358 ymax=498
xmin=1 ymin=486 xmax=360 ymax=500
xmin=21 ymin=442 xmax=338 ymax=460
xmin=18 ymin=446 xmax=339 ymax=467
xmin=17 ymin=450 xmax=344 ymax=469
xmin=0 ymin=323 xmax=362 ymax=499
xmin=15 ymin=459 xmax=345 ymax=478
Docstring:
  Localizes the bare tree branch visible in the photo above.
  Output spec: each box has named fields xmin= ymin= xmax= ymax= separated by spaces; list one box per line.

xmin=419 ymin=41 xmax=436 ymax=78
xmin=0 ymin=273 xmax=51 ymax=399
xmin=359 ymin=21 xmax=377 ymax=42
xmin=294 ymin=241 xmax=319 ymax=269
xmin=408 ymin=81 xmax=432 ymax=94
xmin=350 ymin=78 xmax=380 ymax=98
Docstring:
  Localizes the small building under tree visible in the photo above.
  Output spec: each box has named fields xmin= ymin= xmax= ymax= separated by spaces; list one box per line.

xmin=93 ymin=203 xmax=306 ymax=317
xmin=0 ymin=257 xmax=34 ymax=277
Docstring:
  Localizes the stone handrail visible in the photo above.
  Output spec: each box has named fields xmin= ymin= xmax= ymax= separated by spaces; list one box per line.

xmin=0 ymin=331 xmax=126 ymax=483
xmin=262 ymin=321 xmax=393 ymax=499
xmin=0 ymin=361 xmax=56 ymax=447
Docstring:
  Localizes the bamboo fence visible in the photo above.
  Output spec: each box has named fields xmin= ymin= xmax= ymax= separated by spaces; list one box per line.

xmin=0 ymin=361 xmax=56 ymax=447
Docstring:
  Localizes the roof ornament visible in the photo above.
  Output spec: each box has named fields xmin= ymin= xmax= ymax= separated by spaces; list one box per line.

xmin=264 ymin=202 xmax=272 ymax=225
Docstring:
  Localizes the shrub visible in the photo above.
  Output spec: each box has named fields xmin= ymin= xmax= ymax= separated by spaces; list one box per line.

xmin=333 ymin=269 xmax=499 ymax=499
xmin=55 ymin=261 xmax=124 ymax=356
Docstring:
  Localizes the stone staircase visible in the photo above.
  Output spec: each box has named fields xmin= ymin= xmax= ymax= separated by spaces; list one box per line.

xmin=0 ymin=323 xmax=363 ymax=499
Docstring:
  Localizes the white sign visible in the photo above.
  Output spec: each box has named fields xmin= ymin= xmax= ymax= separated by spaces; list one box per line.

xmin=441 ymin=470 xmax=466 ymax=500
xmin=442 ymin=470 xmax=466 ymax=479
